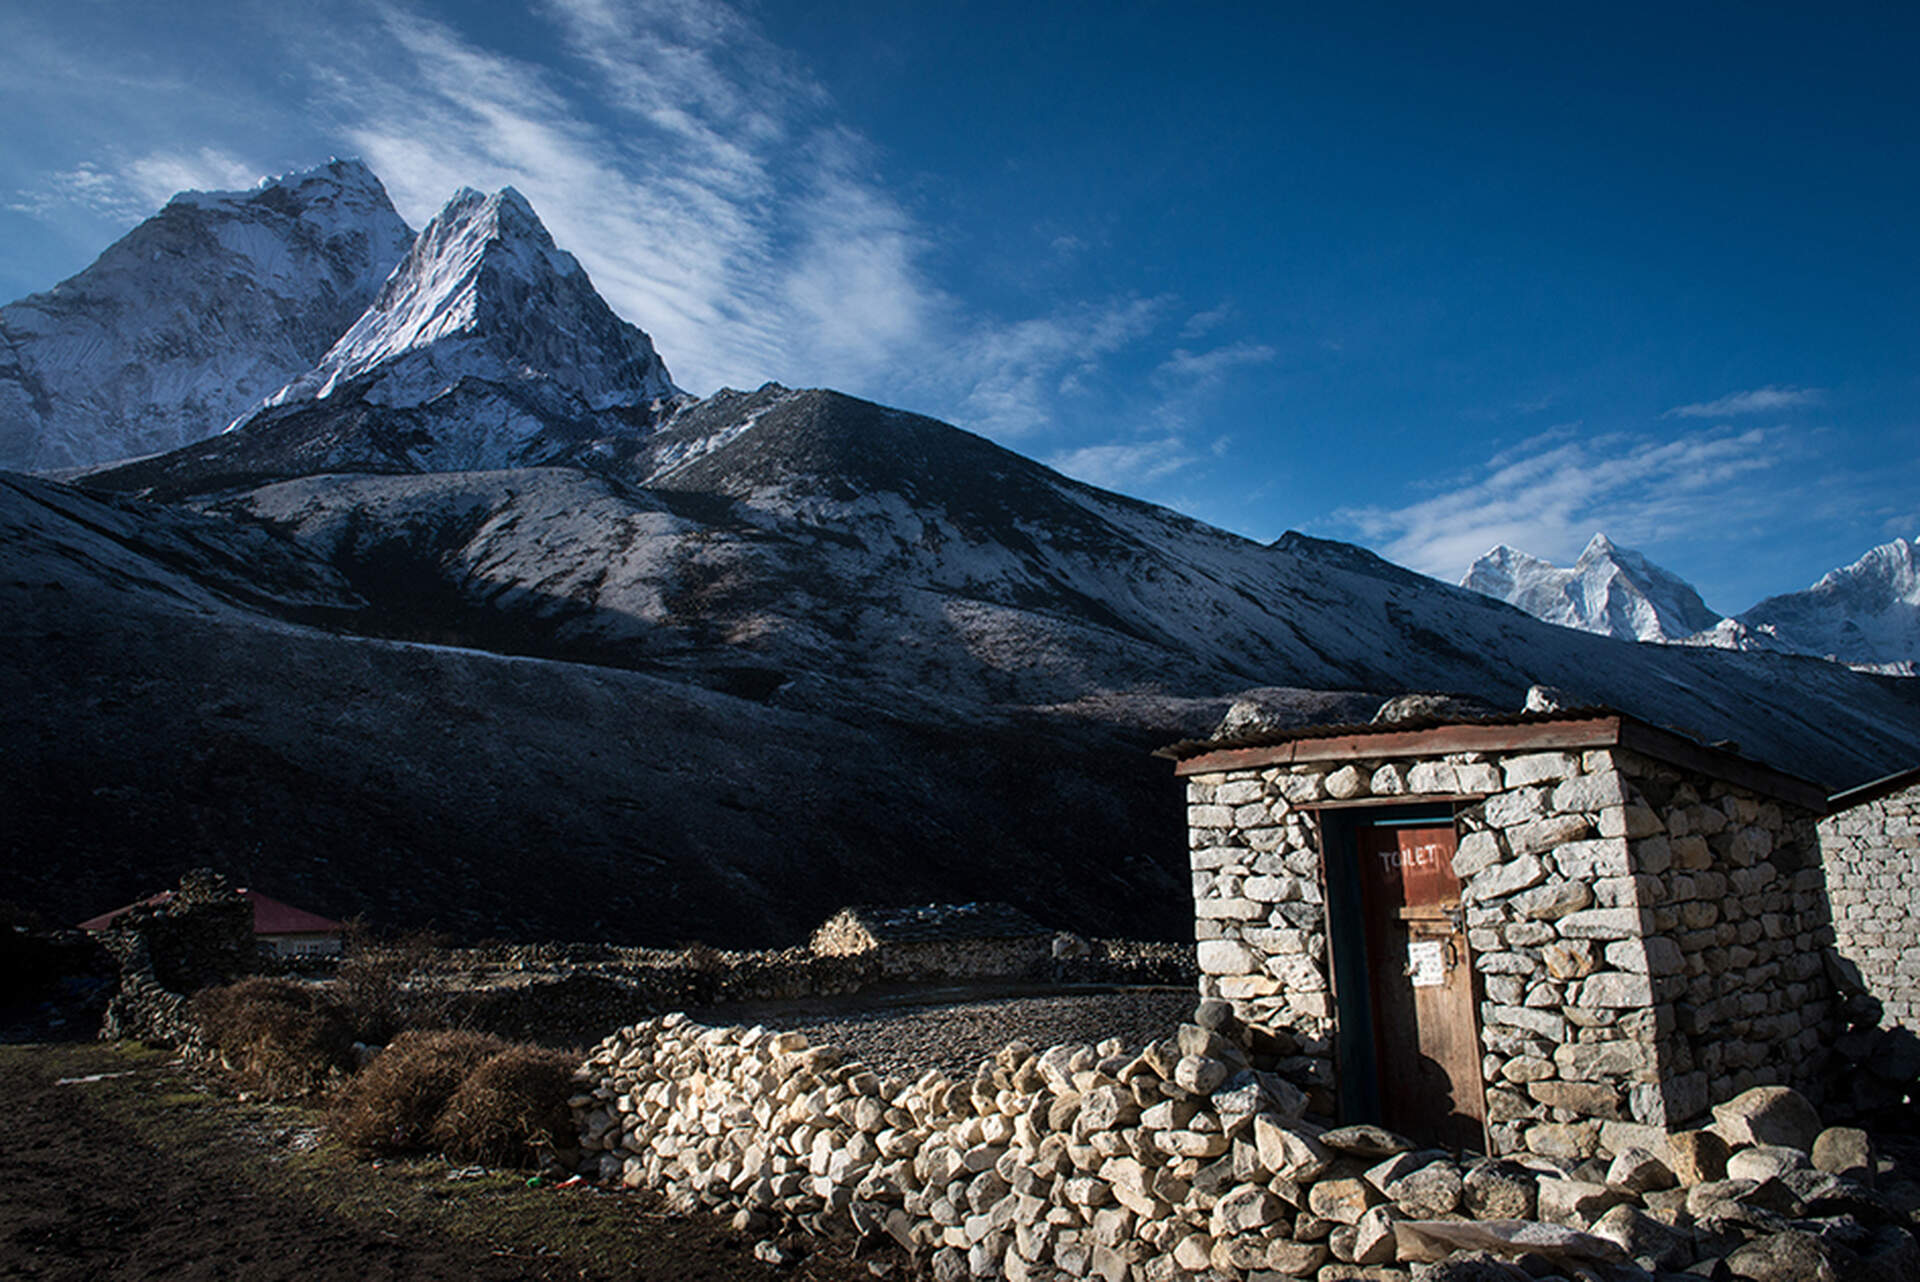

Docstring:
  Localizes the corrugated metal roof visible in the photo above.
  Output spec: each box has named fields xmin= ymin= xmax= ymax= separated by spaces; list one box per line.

xmin=1157 ymin=705 xmax=1832 ymax=812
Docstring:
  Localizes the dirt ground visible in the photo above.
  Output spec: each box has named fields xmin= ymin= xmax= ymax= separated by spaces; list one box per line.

xmin=0 ymin=1042 xmax=890 ymax=1282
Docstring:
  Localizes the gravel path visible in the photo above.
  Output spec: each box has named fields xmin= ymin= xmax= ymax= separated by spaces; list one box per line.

xmin=779 ymin=987 xmax=1198 ymax=1079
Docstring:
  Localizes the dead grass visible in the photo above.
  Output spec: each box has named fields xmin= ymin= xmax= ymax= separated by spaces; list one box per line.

xmin=191 ymin=976 xmax=355 ymax=1096
xmin=333 ymin=922 xmax=457 ymax=1041
xmin=329 ymin=1028 xmax=508 ymax=1155
xmin=1 ymin=1041 xmax=881 ymax=1282
xmin=432 ymin=1044 xmax=580 ymax=1168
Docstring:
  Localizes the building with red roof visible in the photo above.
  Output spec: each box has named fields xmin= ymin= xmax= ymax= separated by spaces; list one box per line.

xmin=79 ymin=888 xmax=344 ymax=958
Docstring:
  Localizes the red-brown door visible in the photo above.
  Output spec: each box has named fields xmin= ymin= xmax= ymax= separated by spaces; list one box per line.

xmin=1354 ymin=822 xmax=1486 ymax=1151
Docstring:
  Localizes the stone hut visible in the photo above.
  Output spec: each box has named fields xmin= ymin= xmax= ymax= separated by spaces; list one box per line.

xmin=1818 ymin=764 xmax=1920 ymax=1029
xmin=1159 ymin=708 xmax=1836 ymax=1161
xmin=808 ymin=902 xmax=1051 ymax=979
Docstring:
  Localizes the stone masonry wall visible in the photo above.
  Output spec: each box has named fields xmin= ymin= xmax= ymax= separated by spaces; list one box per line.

xmin=1186 ymin=745 xmax=1833 ymax=1161
xmin=1610 ymin=749 xmax=1835 ymax=1134
xmin=1818 ymin=780 xmax=1920 ymax=1028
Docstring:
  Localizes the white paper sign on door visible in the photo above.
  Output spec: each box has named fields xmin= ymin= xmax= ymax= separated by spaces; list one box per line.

xmin=1407 ymin=939 xmax=1446 ymax=988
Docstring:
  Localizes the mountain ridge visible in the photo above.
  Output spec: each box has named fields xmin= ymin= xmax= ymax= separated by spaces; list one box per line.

xmin=1464 ymin=530 xmax=1919 ymax=671
xmin=1462 ymin=532 xmax=1723 ymax=643
xmin=5 ymin=162 xmax=1918 ymax=943
xmin=0 ymin=158 xmax=413 ymax=471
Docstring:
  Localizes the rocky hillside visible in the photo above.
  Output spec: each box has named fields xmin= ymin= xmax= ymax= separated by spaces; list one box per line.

xmin=6 ymin=169 xmax=1920 ymax=945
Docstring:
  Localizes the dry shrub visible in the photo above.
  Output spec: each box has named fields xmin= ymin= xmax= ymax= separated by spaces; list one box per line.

xmin=430 ymin=1045 xmax=579 ymax=1167
xmin=190 ymin=977 xmax=355 ymax=1096
xmin=333 ymin=923 xmax=453 ymax=1042
xmin=329 ymin=1028 xmax=508 ymax=1155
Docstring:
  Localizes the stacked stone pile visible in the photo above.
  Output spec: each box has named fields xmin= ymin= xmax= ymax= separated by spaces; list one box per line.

xmin=786 ymin=991 xmax=1198 ymax=1080
xmin=98 ymin=868 xmax=253 ymax=1045
xmin=573 ymin=1009 xmax=1919 ymax=1282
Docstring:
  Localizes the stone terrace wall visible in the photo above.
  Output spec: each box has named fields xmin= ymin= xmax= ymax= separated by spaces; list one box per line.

xmin=1819 ymin=779 xmax=1920 ymax=1028
xmin=573 ymin=1012 xmax=1917 ymax=1281
xmin=1186 ymin=746 xmax=1834 ymax=1161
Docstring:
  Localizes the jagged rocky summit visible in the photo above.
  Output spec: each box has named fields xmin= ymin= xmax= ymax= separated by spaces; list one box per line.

xmin=85 ymin=183 xmax=683 ymax=493
xmin=1698 ymin=535 xmax=1919 ymax=673
xmin=0 ymin=158 xmax=413 ymax=472
xmin=1466 ymin=531 xmax=1920 ymax=672
xmin=1462 ymin=533 xmax=1722 ymax=644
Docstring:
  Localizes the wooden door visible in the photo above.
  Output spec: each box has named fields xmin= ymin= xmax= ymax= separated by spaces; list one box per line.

xmin=1354 ymin=822 xmax=1486 ymax=1151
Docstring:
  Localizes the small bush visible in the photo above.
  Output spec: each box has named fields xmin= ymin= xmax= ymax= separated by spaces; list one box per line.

xmin=190 ymin=977 xmax=355 ymax=1097
xmin=328 ymin=1028 xmax=508 ymax=1156
xmin=333 ymin=923 xmax=453 ymax=1042
xmin=430 ymin=1045 xmax=580 ymax=1168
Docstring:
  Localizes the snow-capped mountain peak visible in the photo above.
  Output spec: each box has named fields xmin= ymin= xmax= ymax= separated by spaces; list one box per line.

xmin=0 ymin=158 xmax=413 ymax=471
xmin=1715 ymin=535 xmax=1920 ymax=671
xmin=257 ymin=184 xmax=678 ymax=417
xmin=1462 ymin=532 xmax=1722 ymax=642
xmin=86 ymin=179 xmax=687 ymax=488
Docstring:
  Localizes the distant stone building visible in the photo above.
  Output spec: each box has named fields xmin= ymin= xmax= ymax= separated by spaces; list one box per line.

xmin=1161 ymin=709 xmax=1837 ymax=1159
xmin=81 ymin=888 xmax=344 ymax=959
xmin=1818 ymin=765 xmax=1920 ymax=1029
xmin=809 ymin=903 xmax=1051 ymax=979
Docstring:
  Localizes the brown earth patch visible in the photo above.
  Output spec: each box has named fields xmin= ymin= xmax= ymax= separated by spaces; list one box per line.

xmin=0 ymin=1042 xmax=889 ymax=1281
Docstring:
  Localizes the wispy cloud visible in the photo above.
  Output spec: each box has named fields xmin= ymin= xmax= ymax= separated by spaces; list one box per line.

xmin=290 ymin=0 xmax=1194 ymax=443
xmin=1158 ymin=340 xmax=1277 ymax=384
xmin=8 ymin=148 xmax=258 ymax=221
xmin=1664 ymin=384 xmax=1823 ymax=418
xmin=125 ymin=148 xmax=259 ymax=206
xmin=1179 ymin=303 xmax=1235 ymax=340
xmin=6 ymin=163 xmax=143 ymax=219
xmin=947 ymin=298 xmax=1161 ymax=437
xmin=1047 ymin=435 xmax=1201 ymax=489
xmin=1335 ymin=426 xmax=1790 ymax=582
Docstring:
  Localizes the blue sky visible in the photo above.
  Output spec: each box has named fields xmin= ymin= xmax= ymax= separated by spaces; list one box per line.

xmin=3 ymin=1 xmax=1915 ymax=613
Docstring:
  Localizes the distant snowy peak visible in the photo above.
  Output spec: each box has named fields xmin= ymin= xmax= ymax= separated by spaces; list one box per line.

xmin=258 ymin=185 xmax=679 ymax=419
xmin=1462 ymin=533 xmax=1722 ymax=642
xmin=0 ymin=157 xmax=413 ymax=471
xmin=1717 ymin=536 xmax=1919 ymax=670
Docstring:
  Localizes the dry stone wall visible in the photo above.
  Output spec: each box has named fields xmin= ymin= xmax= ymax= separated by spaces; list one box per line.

xmin=1610 ymin=750 xmax=1835 ymax=1134
xmin=573 ymin=1013 xmax=1919 ymax=1281
xmin=416 ymin=941 xmax=1193 ymax=1047
xmin=1818 ymin=779 xmax=1920 ymax=1029
xmin=1186 ymin=745 xmax=1834 ymax=1161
